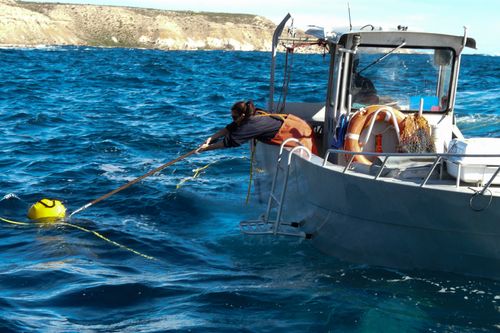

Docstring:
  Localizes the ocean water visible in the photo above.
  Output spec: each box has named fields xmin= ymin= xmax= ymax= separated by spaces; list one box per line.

xmin=0 ymin=46 xmax=498 ymax=332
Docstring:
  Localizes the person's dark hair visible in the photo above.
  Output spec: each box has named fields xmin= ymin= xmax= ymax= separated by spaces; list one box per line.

xmin=231 ymin=100 xmax=256 ymax=123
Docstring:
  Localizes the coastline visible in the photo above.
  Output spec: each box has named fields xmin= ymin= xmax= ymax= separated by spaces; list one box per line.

xmin=0 ymin=0 xmax=277 ymax=51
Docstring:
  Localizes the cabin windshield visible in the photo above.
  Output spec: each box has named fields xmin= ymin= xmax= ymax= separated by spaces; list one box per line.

xmin=349 ymin=46 xmax=454 ymax=112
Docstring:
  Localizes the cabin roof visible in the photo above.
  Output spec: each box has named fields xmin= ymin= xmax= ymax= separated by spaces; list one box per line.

xmin=330 ymin=31 xmax=476 ymax=53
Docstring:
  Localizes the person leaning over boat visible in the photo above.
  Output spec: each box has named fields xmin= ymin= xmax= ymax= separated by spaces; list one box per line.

xmin=197 ymin=100 xmax=317 ymax=154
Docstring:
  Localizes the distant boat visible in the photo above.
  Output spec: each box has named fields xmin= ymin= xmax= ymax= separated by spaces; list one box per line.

xmin=242 ymin=14 xmax=500 ymax=280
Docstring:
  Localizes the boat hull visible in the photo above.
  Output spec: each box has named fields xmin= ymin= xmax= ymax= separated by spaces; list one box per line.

xmin=253 ymin=143 xmax=500 ymax=280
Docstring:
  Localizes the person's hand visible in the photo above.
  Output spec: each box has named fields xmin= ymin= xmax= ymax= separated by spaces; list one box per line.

xmin=196 ymin=143 xmax=208 ymax=153
xmin=196 ymin=137 xmax=212 ymax=153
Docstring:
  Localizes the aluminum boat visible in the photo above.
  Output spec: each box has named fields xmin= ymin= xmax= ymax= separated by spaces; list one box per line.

xmin=241 ymin=14 xmax=500 ymax=280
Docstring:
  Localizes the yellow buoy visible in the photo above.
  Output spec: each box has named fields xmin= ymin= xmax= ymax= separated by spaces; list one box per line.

xmin=27 ymin=198 xmax=66 ymax=222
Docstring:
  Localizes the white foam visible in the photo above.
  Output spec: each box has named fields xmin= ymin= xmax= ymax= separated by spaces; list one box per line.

xmin=456 ymin=114 xmax=500 ymax=124
xmin=1 ymin=193 xmax=20 ymax=200
xmin=99 ymin=164 xmax=126 ymax=173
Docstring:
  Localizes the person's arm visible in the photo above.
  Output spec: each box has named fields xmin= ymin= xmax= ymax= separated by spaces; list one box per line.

xmin=197 ymin=128 xmax=229 ymax=152
xmin=206 ymin=128 xmax=229 ymax=145
xmin=198 ymin=140 xmax=225 ymax=152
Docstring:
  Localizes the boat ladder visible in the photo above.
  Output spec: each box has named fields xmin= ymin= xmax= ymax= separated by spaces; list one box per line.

xmin=240 ymin=138 xmax=313 ymax=239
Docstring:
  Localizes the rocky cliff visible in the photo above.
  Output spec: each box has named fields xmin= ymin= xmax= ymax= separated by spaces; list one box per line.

xmin=0 ymin=0 xmax=276 ymax=50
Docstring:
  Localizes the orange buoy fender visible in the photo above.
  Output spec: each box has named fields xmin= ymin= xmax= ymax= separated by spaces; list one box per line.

xmin=343 ymin=105 xmax=406 ymax=165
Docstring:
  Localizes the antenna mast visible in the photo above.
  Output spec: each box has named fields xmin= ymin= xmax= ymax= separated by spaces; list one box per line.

xmin=348 ymin=2 xmax=352 ymax=31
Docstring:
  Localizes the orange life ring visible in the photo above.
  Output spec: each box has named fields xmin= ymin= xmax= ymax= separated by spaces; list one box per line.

xmin=343 ymin=105 xmax=406 ymax=165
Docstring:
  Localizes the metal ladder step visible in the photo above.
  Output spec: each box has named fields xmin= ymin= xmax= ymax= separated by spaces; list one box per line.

xmin=240 ymin=220 xmax=312 ymax=238
xmin=269 ymin=193 xmax=279 ymax=203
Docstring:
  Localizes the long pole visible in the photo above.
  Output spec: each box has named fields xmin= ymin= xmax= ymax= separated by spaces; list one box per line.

xmin=69 ymin=149 xmax=197 ymax=218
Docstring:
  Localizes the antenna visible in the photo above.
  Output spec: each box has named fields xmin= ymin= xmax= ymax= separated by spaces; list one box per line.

xmin=348 ymin=2 xmax=352 ymax=31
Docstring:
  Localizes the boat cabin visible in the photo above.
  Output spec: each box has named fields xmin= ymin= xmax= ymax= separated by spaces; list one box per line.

xmin=269 ymin=15 xmax=476 ymax=160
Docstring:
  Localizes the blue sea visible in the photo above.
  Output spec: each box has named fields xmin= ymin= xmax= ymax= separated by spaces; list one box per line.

xmin=0 ymin=46 xmax=498 ymax=332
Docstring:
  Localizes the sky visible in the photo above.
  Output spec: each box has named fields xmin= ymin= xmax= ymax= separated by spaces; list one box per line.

xmin=31 ymin=0 xmax=499 ymax=55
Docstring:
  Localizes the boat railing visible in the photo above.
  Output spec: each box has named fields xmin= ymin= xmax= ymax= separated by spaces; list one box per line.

xmin=323 ymin=149 xmax=500 ymax=194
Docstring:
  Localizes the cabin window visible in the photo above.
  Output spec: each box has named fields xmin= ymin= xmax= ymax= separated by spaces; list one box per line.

xmin=349 ymin=47 xmax=454 ymax=112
